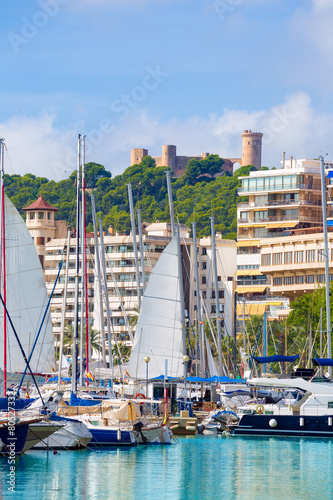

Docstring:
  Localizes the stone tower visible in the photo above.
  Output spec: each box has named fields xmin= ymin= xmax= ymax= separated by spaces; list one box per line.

xmin=241 ymin=130 xmax=263 ymax=169
xmin=131 ymin=148 xmax=148 ymax=166
xmin=161 ymin=145 xmax=177 ymax=169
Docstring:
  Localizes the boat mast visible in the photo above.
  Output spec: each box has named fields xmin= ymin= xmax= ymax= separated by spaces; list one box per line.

xmin=137 ymin=209 xmax=146 ymax=295
xmin=72 ymin=134 xmax=81 ymax=394
xmin=58 ymin=230 xmax=71 ymax=385
xmin=192 ymin=221 xmax=205 ymax=377
xmin=165 ymin=170 xmax=176 ymax=238
xmin=320 ymin=155 xmax=332 ymax=376
xmin=80 ymin=136 xmax=90 ymax=385
xmin=127 ymin=184 xmax=141 ymax=309
xmin=91 ymin=193 xmax=107 ymax=363
xmin=210 ymin=216 xmax=223 ymax=377
xmin=99 ymin=221 xmax=114 ymax=387
xmin=0 ymin=138 xmax=6 ymax=393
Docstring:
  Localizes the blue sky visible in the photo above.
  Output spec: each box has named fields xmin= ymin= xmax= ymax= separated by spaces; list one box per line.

xmin=1 ymin=0 xmax=333 ymax=179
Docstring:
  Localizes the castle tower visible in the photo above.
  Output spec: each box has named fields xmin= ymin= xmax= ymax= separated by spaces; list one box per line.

xmin=162 ymin=145 xmax=177 ymax=169
xmin=131 ymin=148 xmax=148 ymax=165
xmin=241 ymin=130 xmax=263 ymax=169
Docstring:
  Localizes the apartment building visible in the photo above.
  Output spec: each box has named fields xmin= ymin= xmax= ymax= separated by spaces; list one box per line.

xmin=236 ymin=158 xmax=333 ymax=319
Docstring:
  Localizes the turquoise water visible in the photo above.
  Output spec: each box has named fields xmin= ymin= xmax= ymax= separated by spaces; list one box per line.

xmin=1 ymin=436 xmax=333 ymax=499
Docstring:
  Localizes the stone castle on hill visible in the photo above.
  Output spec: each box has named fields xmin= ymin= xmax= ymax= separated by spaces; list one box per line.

xmin=131 ymin=130 xmax=263 ymax=177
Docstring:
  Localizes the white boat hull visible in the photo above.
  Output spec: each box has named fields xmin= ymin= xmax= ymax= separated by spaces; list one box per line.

xmin=33 ymin=420 xmax=92 ymax=449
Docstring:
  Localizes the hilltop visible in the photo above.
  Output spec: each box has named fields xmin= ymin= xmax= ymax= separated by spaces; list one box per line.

xmin=4 ymin=155 xmax=257 ymax=238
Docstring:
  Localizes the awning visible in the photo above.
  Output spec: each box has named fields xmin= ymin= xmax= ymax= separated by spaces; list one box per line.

xmin=252 ymin=354 xmax=299 ymax=363
xmin=265 ymin=221 xmax=299 ymax=229
xmin=238 ymin=223 xmax=266 ymax=228
xmin=236 ymin=240 xmax=260 ymax=247
xmin=265 ymin=301 xmax=283 ymax=306
xmin=235 ymin=286 xmax=267 ymax=293
xmin=236 ymin=303 xmax=267 ymax=316
xmin=312 ymin=358 xmax=333 ymax=367
xmin=235 ymin=269 xmax=263 ymax=276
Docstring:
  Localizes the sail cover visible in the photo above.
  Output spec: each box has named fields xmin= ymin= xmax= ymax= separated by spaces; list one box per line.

xmin=127 ymin=237 xmax=184 ymax=379
xmin=0 ymin=195 xmax=56 ymax=374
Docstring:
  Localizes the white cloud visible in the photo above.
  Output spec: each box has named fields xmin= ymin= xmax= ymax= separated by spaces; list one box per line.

xmin=1 ymin=91 xmax=332 ymax=181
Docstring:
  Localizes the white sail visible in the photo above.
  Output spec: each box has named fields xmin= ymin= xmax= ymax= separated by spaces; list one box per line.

xmin=0 ymin=195 xmax=56 ymax=374
xmin=127 ymin=237 xmax=184 ymax=379
xmin=205 ymin=334 xmax=218 ymax=377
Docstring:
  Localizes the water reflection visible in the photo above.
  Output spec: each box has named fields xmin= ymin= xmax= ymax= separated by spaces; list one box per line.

xmin=1 ymin=437 xmax=333 ymax=499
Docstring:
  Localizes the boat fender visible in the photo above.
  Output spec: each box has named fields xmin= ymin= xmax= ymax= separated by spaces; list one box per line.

xmin=256 ymin=405 xmax=265 ymax=414
xmin=269 ymin=419 xmax=277 ymax=428
xmin=222 ymin=430 xmax=231 ymax=437
xmin=329 ymin=417 xmax=333 ymax=427
xmin=185 ymin=425 xmax=196 ymax=432
xmin=117 ymin=429 xmax=122 ymax=441
xmin=197 ymin=424 xmax=205 ymax=434
xmin=170 ymin=424 xmax=180 ymax=430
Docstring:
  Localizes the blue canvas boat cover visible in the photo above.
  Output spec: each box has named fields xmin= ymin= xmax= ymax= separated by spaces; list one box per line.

xmin=312 ymin=358 xmax=333 ymax=367
xmin=186 ymin=376 xmax=246 ymax=383
xmin=252 ymin=354 xmax=299 ymax=363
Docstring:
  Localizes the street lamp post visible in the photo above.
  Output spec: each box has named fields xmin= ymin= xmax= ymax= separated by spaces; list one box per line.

xmin=144 ymin=356 xmax=150 ymax=398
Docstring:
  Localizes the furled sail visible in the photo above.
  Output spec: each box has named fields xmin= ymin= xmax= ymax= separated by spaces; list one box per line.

xmin=0 ymin=195 xmax=55 ymax=374
xmin=127 ymin=237 xmax=184 ymax=379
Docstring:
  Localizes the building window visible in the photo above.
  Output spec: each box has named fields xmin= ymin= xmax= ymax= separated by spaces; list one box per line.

xmin=202 ymin=262 xmax=207 ymax=270
xmin=219 ymin=290 xmax=224 ymax=299
xmin=284 ymin=252 xmax=293 ymax=264
xmin=211 ymin=305 xmax=216 ymax=314
xmin=317 ymin=274 xmax=325 ymax=283
xmin=306 ymin=250 xmax=316 ymax=262
xmin=240 ymin=212 xmax=248 ymax=221
xmin=306 ymin=275 xmax=315 ymax=284
xmin=272 ymin=253 xmax=283 ymax=265
xmin=36 ymin=237 xmax=45 ymax=245
xmin=30 ymin=212 xmax=35 ymax=220
xmin=318 ymin=249 xmax=325 ymax=262
xmin=284 ymin=276 xmax=294 ymax=285
xmin=294 ymin=251 xmax=304 ymax=263
xmin=38 ymin=212 xmax=44 ymax=220
xmin=202 ymin=276 xmax=206 ymax=285
xmin=273 ymin=277 xmax=283 ymax=286
xmin=47 ymin=212 xmax=51 ymax=220
xmin=295 ymin=275 xmax=304 ymax=284
xmin=202 ymin=248 xmax=207 ymax=256
xmin=261 ymin=254 xmax=271 ymax=266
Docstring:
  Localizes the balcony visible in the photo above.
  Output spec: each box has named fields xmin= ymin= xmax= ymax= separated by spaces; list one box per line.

xmin=238 ymin=199 xmax=321 ymax=209
xmin=238 ymin=215 xmax=321 ymax=225
xmin=238 ymin=183 xmax=319 ymax=194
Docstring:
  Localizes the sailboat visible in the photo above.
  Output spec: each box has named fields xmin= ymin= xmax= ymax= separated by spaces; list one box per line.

xmin=127 ymin=236 xmax=185 ymax=380
xmin=0 ymin=195 xmax=56 ymax=382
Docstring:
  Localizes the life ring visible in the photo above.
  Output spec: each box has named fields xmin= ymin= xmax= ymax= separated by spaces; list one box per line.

xmin=256 ymin=405 xmax=265 ymax=414
xmin=134 ymin=393 xmax=146 ymax=400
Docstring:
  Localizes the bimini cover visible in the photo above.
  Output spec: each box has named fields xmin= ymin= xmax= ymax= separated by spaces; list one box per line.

xmin=252 ymin=354 xmax=299 ymax=363
xmin=312 ymin=358 xmax=333 ymax=367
